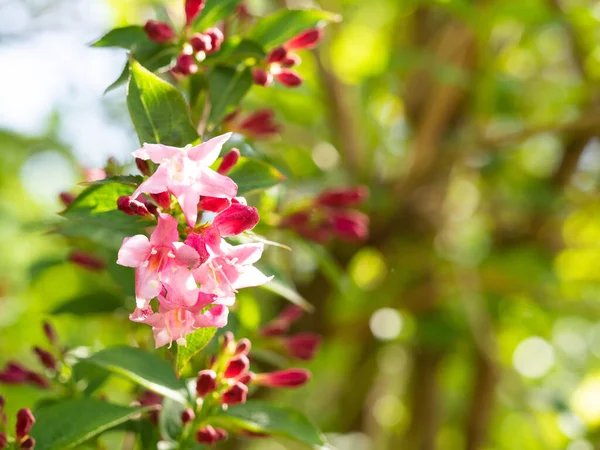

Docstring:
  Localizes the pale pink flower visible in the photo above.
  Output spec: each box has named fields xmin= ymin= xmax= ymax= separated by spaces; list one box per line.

xmin=117 ymin=213 xmax=200 ymax=308
xmin=132 ymin=134 xmax=238 ymax=227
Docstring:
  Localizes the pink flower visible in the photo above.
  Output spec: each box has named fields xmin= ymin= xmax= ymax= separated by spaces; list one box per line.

xmin=117 ymin=213 xmax=200 ymax=308
xmin=193 ymin=242 xmax=272 ymax=305
xmin=132 ymin=134 xmax=238 ymax=227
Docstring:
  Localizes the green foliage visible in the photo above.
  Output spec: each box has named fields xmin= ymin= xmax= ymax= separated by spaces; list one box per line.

xmin=51 ymin=291 xmax=126 ymax=315
xmin=92 ymin=26 xmax=148 ymax=49
xmin=193 ymin=0 xmax=242 ymax=32
xmin=227 ymin=157 xmax=286 ymax=195
xmin=207 ymin=66 xmax=253 ymax=126
xmin=175 ymin=327 xmax=217 ymax=377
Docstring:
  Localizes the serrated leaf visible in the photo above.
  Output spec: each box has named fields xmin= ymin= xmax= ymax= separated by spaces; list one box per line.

xmin=92 ymin=26 xmax=147 ymax=49
xmin=30 ymin=398 xmax=147 ymax=450
xmin=207 ymin=66 xmax=253 ymax=126
xmin=209 ymin=401 xmax=326 ymax=448
xmin=84 ymin=346 xmax=189 ymax=405
xmin=249 ymin=9 xmax=340 ymax=49
xmin=51 ymin=292 xmax=126 ymax=315
xmin=176 ymin=327 xmax=217 ymax=377
xmin=127 ymin=60 xmax=199 ymax=146
xmin=227 ymin=157 xmax=286 ymax=195
xmin=80 ymin=175 xmax=144 ymax=187
xmin=193 ymin=0 xmax=242 ymax=31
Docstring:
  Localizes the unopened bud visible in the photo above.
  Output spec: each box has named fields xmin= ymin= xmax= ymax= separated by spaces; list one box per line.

xmin=281 ymin=52 xmax=301 ymax=68
xmin=316 ymin=186 xmax=369 ymax=208
xmin=204 ymin=27 xmax=224 ymax=54
xmin=190 ymin=33 xmax=212 ymax=53
xmin=235 ymin=338 xmax=251 ymax=355
xmin=135 ymin=158 xmax=150 ymax=176
xmin=116 ymin=196 xmax=151 ymax=217
xmin=252 ymin=68 xmax=273 ymax=87
xmin=150 ymin=192 xmax=171 ymax=210
xmin=255 ymin=369 xmax=311 ymax=388
xmin=59 ymin=192 xmax=74 ymax=207
xmin=0 ymin=362 xmax=28 ymax=384
xmin=25 ymin=372 xmax=50 ymax=389
xmin=196 ymin=369 xmax=217 ymax=397
xmin=221 ymin=331 xmax=235 ymax=353
xmin=217 ymin=148 xmax=240 ymax=175
xmin=117 ymin=196 xmax=136 ymax=215
xmin=237 ymin=371 xmax=255 ymax=385
xmin=196 ymin=425 xmax=218 ymax=445
xmin=260 ymin=305 xmax=304 ymax=337
xmin=42 ymin=321 xmax=57 ymax=345
xmin=144 ymin=20 xmax=175 ymax=43
xmin=285 ymin=28 xmax=323 ymax=50
xmin=68 ymin=250 xmax=105 ymax=271
xmin=176 ymin=54 xmax=198 ymax=76
xmin=0 ymin=396 xmax=4 ymax=411
xmin=181 ymin=408 xmax=195 ymax=424
xmin=185 ymin=0 xmax=206 ymax=25
xmin=330 ymin=210 xmax=369 ymax=241
xmin=214 ymin=428 xmax=228 ymax=441
xmin=284 ymin=333 xmax=321 ymax=361
xmin=266 ymin=46 xmax=287 ymax=64
xmin=16 ymin=409 xmax=35 ymax=440
xmin=20 ymin=437 xmax=35 ymax=449
xmin=275 ymin=69 xmax=302 ymax=87
xmin=33 ymin=347 xmax=56 ymax=371
xmin=222 ymin=382 xmax=248 ymax=406
xmin=224 ymin=354 xmax=250 ymax=379
xmin=0 ymin=432 xmax=6 ymax=450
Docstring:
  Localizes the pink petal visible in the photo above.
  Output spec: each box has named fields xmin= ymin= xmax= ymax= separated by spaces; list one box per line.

xmin=161 ymin=268 xmax=200 ymax=307
xmin=194 ymin=304 xmax=229 ymax=328
xmin=135 ymin=267 xmax=163 ymax=308
xmin=133 ymin=143 xmax=181 ymax=163
xmin=117 ymin=235 xmax=152 ymax=267
xmin=150 ymin=213 xmax=180 ymax=246
xmin=232 ymin=266 xmax=272 ymax=290
xmin=170 ymin=184 xmax=201 ymax=227
xmin=129 ymin=306 xmax=154 ymax=323
xmin=133 ymin=165 xmax=172 ymax=197
xmin=213 ymin=204 xmax=259 ymax=236
xmin=172 ymin=242 xmax=200 ymax=268
xmin=194 ymin=292 xmax=218 ymax=311
xmin=187 ymin=133 xmax=232 ymax=165
xmin=184 ymin=233 xmax=210 ymax=265
xmin=196 ymin=168 xmax=238 ymax=199
xmin=226 ymin=243 xmax=264 ymax=265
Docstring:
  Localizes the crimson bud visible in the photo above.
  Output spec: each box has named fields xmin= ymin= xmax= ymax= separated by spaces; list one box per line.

xmin=284 ymin=333 xmax=321 ymax=360
xmin=196 ymin=425 xmax=218 ymax=445
xmin=217 ymin=148 xmax=240 ymax=175
xmin=181 ymin=408 xmax=195 ymax=424
xmin=224 ymin=354 xmax=250 ymax=379
xmin=68 ymin=250 xmax=105 ymax=271
xmin=255 ymin=369 xmax=311 ymax=388
xmin=196 ymin=369 xmax=217 ymax=397
xmin=204 ymin=27 xmax=224 ymax=54
xmin=176 ymin=54 xmax=198 ymax=75
xmin=330 ymin=210 xmax=369 ymax=241
xmin=199 ymin=196 xmax=231 ymax=213
xmin=144 ymin=20 xmax=175 ymax=43
xmin=275 ymin=69 xmax=302 ymax=87
xmin=185 ymin=0 xmax=206 ymax=25
xmin=252 ymin=68 xmax=273 ymax=87
xmin=42 ymin=321 xmax=57 ymax=345
xmin=213 ymin=204 xmax=259 ymax=236
xmin=316 ymin=186 xmax=369 ymax=208
xmin=33 ymin=347 xmax=56 ymax=371
xmin=285 ymin=28 xmax=323 ymax=50
xmin=266 ymin=46 xmax=287 ymax=64
xmin=16 ymin=409 xmax=35 ymax=440
xmin=190 ymin=33 xmax=212 ymax=53
xmin=150 ymin=192 xmax=171 ymax=210
xmin=135 ymin=158 xmax=150 ymax=176
xmin=222 ymin=382 xmax=248 ymax=405
xmin=235 ymin=338 xmax=251 ymax=355
xmin=20 ymin=437 xmax=35 ymax=449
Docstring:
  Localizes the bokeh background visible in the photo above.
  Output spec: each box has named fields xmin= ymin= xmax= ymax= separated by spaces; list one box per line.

xmin=3 ymin=0 xmax=600 ymax=449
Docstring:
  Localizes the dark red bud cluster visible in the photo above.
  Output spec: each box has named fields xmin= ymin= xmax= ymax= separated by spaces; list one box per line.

xmin=117 ymin=195 xmax=157 ymax=217
xmin=176 ymin=27 xmax=224 ymax=77
xmin=144 ymin=20 xmax=175 ymax=43
xmin=68 ymin=250 xmax=105 ymax=271
xmin=196 ymin=425 xmax=228 ymax=445
xmin=0 ymin=399 xmax=36 ymax=450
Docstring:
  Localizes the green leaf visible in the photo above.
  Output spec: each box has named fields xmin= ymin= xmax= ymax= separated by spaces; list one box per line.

xmin=30 ymin=398 xmax=147 ymax=450
xmin=80 ymin=175 xmax=143 ymax=187
xmin=176 ymin=327 xmax=217 ymax=377
xmin=84 ymin=346 xmax=189 ymax=405
xmin=206 ymin=38 xmax=266 ymax=65
xmin=227 ymin=157 xmax=286 ymax=195
xmin=159 ymin=396 xmax=185 ymax=442
xmin=260 ymin=278 xmax=314 ymax=312
xmin=193 ymin=0 xmax=242 ymax=31
xmin=127 ymin=60 xmax=199 ymax=146
xmin=51 ymin=292 xmax=126 ymax=315
xmin=248 ymin=9 xmax=340 ymax=49
xmin=71 ymin=362 xmax=111 ymax=395
xmin=207 ymin=66 xmax=253 ymax=126
xmin=210 ymin=401 xmax=326 ymax=448
xmin=92 ymin=26 xmax=147 ymax=49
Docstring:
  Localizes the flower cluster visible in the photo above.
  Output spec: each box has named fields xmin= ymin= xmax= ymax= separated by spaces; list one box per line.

xmin=0 ymin=398 xmax=36 ymax=450
xmin=281 ymin=186 xmax=370 ymax=243
xmin=117 ymin=134 xmax=271 ymax=348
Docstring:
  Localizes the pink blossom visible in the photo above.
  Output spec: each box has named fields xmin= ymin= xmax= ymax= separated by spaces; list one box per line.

xmin=117 ymin=213 xmax=200 ymax=308
xmin=132 ymin=134 xmax=238 ymax=227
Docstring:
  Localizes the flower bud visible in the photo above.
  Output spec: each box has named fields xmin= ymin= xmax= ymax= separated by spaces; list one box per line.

xmin=68 ymin=250 xmax=105 ymax=271
xmin=213 ymin=204 xmax=259 ymax=236
xmin=196 ymin=369 xmax=217 ymax=397
xmin=190 ymin=33 xmax=212 ymax=53
xmin=135 ymin=158 xmax=150 ymax=176
xmin=0 ymin=432 xmax=6 ymax=450
xmin=144 ymin=20 xmax=175 ymax=43
xmin=281 ymin=52 xmax=301 ymax=68
xmin=284 ymin=333 xmax=321 ymax=361
xmin=117 ymin=196 xmax=136 ymax=215
xmin=176 ymin=54 xmax=198 ymax=76
xmin=20 ymin=437 xmax=35 ymax=449
xmin=285 ymin=28 xmax=323 ymax=50
xmin=316 ymin=186 xmax=369 ymax=208
xmin=217 ymin=148 xmax=240 ymax=175
xmin=221 ymin=331 xmax=235 ymax=353
xmin=42 ymin=321 xmax=57 ymax=345
xmin=238 ymin=109 xmax=280 ymax=138
xmin=222 ymin=382 xmax=248 ymax=406
xmin=25 ymin=372 xmax=50 ymax=389
xmin=330 ymin=210 xmax=369 ymax=241
xmin=196 ymin=425 xmax=218 ymax=445
xmin=266 ymin=46 xmax=287 ymax=64
xmin=199 ymin=196 xmax=231 ymax=213
xmin=259 ymin=305 xmax=304 ymax=336
xmin=224 ymin=354 xmax=250 ymax=379
xmin=204 ymin=27 xmax=224 ymax=54
xmin=185 ymin=0 xmax=206 ymax=25
xmin=237 ymin=371 xmax=255 ymax=385
xmin=252 ymin=68 xmax=273 ymax=87
xmin=150 ymin=192 xmax=171 ymax=210
xmin=33 ymin=347 xmax=56 ymax=371
xmin=16 ymin=409 xmax=35 ymax=440
xmin=181 ymin=408 xmax=195 ymax=424
xmin=0 ymin=363 xmax=28 ymax=384
xmin=0 ymin=395 xmax=4 ymax=411
xmin=214 ymin=428 xmax=228 ymax=441
xmin=235 ymin=338 xmax=251 ymax=355
xmin=255 ymin=369 xmax=311 ymax=388
xmin=275 ymin=69 xmax=302 ymax=87
xmin=59 ymin=192 xmax=74 ymax=207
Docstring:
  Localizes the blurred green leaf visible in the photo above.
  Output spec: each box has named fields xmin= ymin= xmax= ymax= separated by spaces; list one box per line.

xmin=207 ymin=66 xmax=253 ymax=126
xmin=51 ymin=292 xmax=125 ymax=315
xmin=30 ymin=399 xmax=146 ymax=450
xmin=193 ymin=0 xmax=242 ymax=32
xmin=261 ymin=277 xmax=314 ymax=312
xmin=80 ymin=175 xmax=143 ymax=187
xmin=158 ymin=396 xmax=185 ymax=442
xmin=206 ymin=38 xmax=267 ymax=64
xmin=92 ymin=26 xmax=147 ymax=49
xmin=227 ymin=157 xmax=286 ymax=195
xmin=127 ymin=60 xmax=199 ymax=146
xmin=175 ymin=327 xmax=217 ymax=377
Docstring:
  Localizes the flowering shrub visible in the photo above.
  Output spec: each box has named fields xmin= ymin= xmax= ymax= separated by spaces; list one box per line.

xmin=0 ymin=1 xmax=369 ymax=449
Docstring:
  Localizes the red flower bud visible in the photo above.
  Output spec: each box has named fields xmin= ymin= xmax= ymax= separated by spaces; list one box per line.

xmin=176 ymin=54 xmax=198 ymax=76
xmin=266 ymin=46 xmax=287 ymax=64
xmin=185 ymin=0 xmax=206 ymax=25
xmin=204 ymin=27 xmax=224 ymax=54
xmin=199 ymin=196 xmax=231 ymax=213
xmin=25 ymin=372 xmax=50 ymax=389
xmin=284 ymin=333 xmax=321 ymax=360
xmin=217 ymin=148 xmax=240 ymax=175
xmin=0 ymin=432 xmax=6 ymax=450
xmin=135 ymin=158 xmax=150 ymax=176
xmin=42 ymin=321 xmax=57 ymax=345
xmin=222 ymin=331 xmax=235 ymax=352
xmin=222 ymin=381 xmax=248 ymax=405
xmin=181 ymin=408 xmax=195 ymax=424
xmin=252 ymin=68 xmax=273 ymax=87
xmin=255 ymin=369 xmax=311 ymax=388
xmin=144 ymin=20 xmax=175 ymax=43
xmin=275 ymin=69 xmax=302 ymax=87
xmin=184 ymin=233 xmax=210 ymax=266
xmin=117 ymin=196 xmax=135 ymax=215
xmin=150 ymin=192 xmax=171 ymax=210
xmin=20 ymin=437 xmax=35 ymax=449
xmin=196 ymin=425 xmax=218 ymax=445
xmin=224 ymin=354 xmax=250 ymax=379
xmin=213 ymin=204 xmax=259 ymax=236
xmin=0 ymin=362 xmax=29 ymax=384
xmin=68 ymin=250 xmax=105 ymax=271
xmin=196 ymin=369 xmax=217 ymax=397
xmin=281 ymin=52 xmax=301 ymax=68
xmin=33 ymin=347 xmax=56 ymax=371
xmin=316 ymin=186 xmax=369 ymax=208
xmin=214 ymin=428 xmax=228 ymax=441
xmin=0 ymin=395 xmax=4 ymax=410
xmin=330 ymin=210 xmax=369 ymax=241
xmin=190 ymin=33 xmax=212 ymax=53
xmin=259 ymin=305 xmax=304 ymax=336
xmin=235 ymin=338 xmax=251 ymax=355
xmin=238 ymin=110 xmax=280 ymax=138
xmin=117 ymin=196 xmax=153 ymax=217
xmin=237 ymin=371 xmax=255 ymax=385
xmin=59 ymin=192 xmax=74 ymax=207
xmin=285 ymin=28 xmax=323 ymax=50
xmin=16 ymin=409 xmax=35 ymax=440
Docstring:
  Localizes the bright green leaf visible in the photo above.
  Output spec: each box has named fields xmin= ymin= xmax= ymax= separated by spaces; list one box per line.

xmin=207 ymin=66 xmax=253 ymax=126
xmin=176 ymin=327 xmax=217 ymax=377
xmin=193 ymin=0 xmax=242 ymax=31
xmin=80 ymin=175 xmax=143 ymax=187
xmin=249 ymin=9 xmax=340 ymax=49
xmin=30 ymin=399 xmax=147 ymax=450
xmin=227 ymin=157 xmax=286 ymax=195
xmin=127 ymin=60 xmax=199 ymax=146
xmin=92 ymin=26 xmax=147 ymax=49
xmin=84 ymin=346 xmax=189 ymax=405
